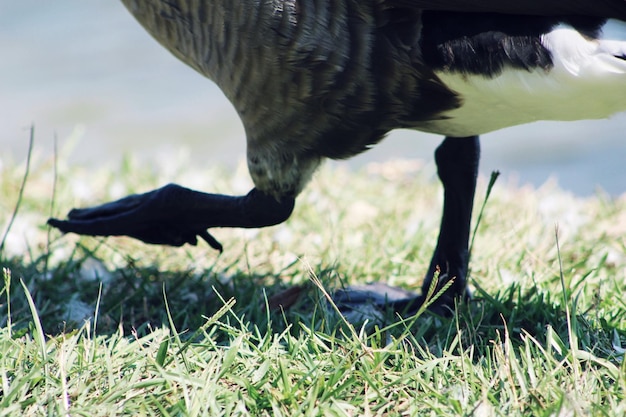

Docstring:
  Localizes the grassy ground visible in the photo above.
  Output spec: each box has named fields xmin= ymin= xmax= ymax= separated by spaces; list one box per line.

xmin=1 ymin=144 xmax=625 ymax=416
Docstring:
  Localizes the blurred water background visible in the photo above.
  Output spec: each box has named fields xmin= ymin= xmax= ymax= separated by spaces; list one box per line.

xmin=2 ymin=2 xmax=626 ymax=196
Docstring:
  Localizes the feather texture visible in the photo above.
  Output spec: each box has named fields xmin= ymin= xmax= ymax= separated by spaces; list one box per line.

xmin=120 ymin=0 xmax=625 ymax=196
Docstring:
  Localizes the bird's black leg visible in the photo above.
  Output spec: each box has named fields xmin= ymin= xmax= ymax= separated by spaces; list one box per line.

xmin=48 ymin=185 xmax=295 ymax=249
xmin=424 ymin=136 xmax=480 ymax=303
xmin=392 ymin=135 xmax=480 ymax=315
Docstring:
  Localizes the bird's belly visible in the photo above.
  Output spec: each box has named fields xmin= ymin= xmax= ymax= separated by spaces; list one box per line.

xmin=415 ymin=19 xmax=626 ymax=137
xmin=416 ymin=69 xmax=625 ymax=137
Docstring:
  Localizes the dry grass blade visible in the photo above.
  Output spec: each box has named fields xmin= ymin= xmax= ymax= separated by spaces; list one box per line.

xmin=0 ymin=126 xmax=34 ymax=256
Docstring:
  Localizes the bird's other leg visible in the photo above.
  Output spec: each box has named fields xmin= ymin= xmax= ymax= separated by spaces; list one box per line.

xmin=48 ymin=186 xmax=295 ymax=249
xmin=424 ymin=135 xmax=480 ymax=307
xmin=48 ymin=147 xmax=320 ymax=250
xmin=392 ymin=135 xmax=480 ymax=315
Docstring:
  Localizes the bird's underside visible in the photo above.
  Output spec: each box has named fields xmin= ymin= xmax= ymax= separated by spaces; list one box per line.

xmin=49 ymin=0 xmax=626 ymax=316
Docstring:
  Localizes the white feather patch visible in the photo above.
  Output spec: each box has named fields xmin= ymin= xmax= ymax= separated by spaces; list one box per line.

xmin=419 ymin=20 xmax=626 ymax=137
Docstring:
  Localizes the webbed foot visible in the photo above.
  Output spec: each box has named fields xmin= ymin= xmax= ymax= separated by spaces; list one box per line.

xmin=48 ymin=184 xmax=295 ymax=249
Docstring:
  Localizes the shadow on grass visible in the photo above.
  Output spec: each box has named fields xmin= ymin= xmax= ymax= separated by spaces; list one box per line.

xmin=1 ymin=247 xmax=328 ymax=340
xmin=1 ymin=248 xmax=623 ymax=363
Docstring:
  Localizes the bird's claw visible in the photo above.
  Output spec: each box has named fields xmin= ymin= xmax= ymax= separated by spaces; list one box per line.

xmin=48 ymin=184 xmax=224 ymax=250
xmin=49 ymin=184 xmax=295 ymax=253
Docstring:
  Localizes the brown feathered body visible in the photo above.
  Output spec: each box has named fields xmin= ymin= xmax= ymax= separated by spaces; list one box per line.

xmin=121 ymin=0 xmax=460 ymax=197
xmin=121 ymin=0 xmax=626 ymax=198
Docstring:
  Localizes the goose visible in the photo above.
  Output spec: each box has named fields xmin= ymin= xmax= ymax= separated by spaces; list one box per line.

xmin=49 ymin=0 xmax=626 ymax=313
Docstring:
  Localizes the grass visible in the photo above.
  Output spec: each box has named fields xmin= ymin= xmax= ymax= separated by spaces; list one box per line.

xmin=1 ymin=140 xmax=625 ymax=416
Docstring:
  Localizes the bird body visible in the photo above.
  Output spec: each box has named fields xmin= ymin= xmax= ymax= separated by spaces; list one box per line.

xmin=50 ymin=1 xmax=626 ymax=314
xmin=121 ymin=0 xmax=626 ymax=196
xmin=121 ymin=0 xmax=423 ymax=197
